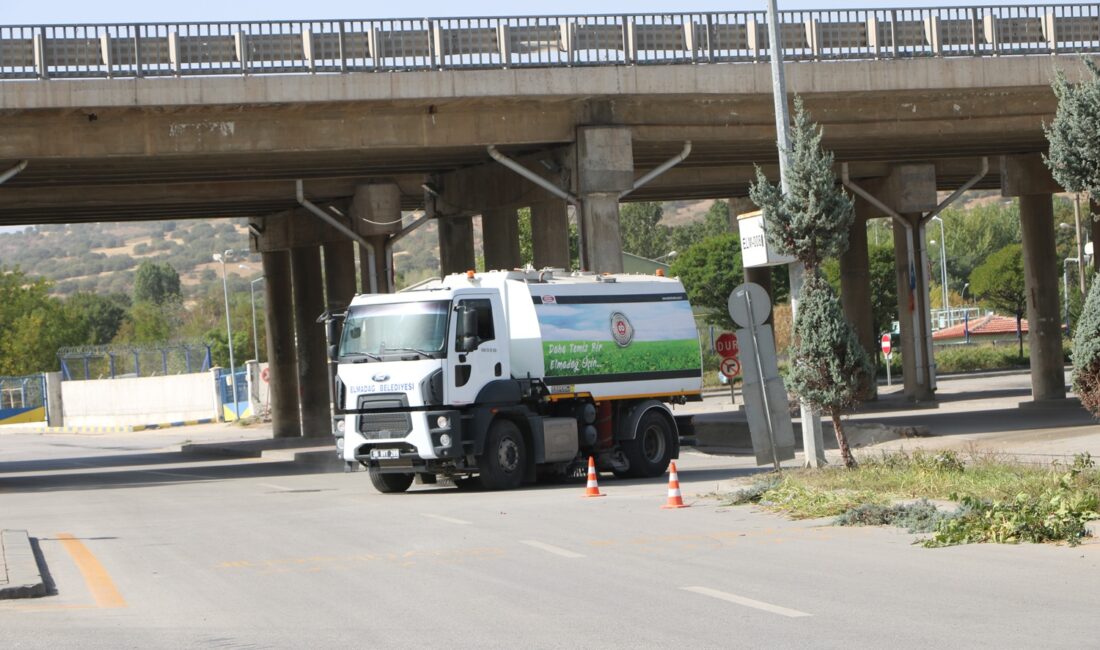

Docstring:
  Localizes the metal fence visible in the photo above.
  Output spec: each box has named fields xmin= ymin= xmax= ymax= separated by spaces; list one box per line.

xmin=0 ymin=374 xmax=45 ymax=411
xmin=58 ymin=343 xmax=212 ymax=381
xmin=1 ymin=4 xmax=1098 ymax=80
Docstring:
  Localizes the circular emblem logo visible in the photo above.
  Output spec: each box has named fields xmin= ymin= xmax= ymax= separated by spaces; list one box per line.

xmin=609 ymin=312 xmax=634 ymax=347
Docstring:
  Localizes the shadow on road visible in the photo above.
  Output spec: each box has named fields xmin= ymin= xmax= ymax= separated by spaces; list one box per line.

xmin=0 ymin=456 xmax=334 ymax=494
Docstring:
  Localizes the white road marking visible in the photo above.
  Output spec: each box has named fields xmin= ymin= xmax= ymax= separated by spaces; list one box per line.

xmin=421 ymin=513 xmax=472 ymax=525
xmin=519 ymin=540 xmax=585 ymax=558
xmin=681 ymin=586 xmax=811 ymax=618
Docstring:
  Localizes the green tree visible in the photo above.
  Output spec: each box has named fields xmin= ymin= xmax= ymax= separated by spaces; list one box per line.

xmin=0 ymin=268 xmax=86 ymax=374
xmin=969 ymin=243 xmax=1027 ymax=357
xmin=749 ymin=97 xmax=869 ymax=469
xmin=133 ymin=261 xmax=181 ymax=305
xmin=619 ymin=202 xmax=670 ymax=260
xmin=1072 ymin=276 xmax=1100 ymax=417
xmin=1044 ymin=58 xmax=1100 ymax=196
xmin=670 ymin=233 xmax=743 ymax=330
xmin=66 ymin=292 xmax=130 ymax=345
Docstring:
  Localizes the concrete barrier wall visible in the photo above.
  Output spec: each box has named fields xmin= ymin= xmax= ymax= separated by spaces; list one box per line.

xmin=61 ymin=372 xmax=219 ymax=427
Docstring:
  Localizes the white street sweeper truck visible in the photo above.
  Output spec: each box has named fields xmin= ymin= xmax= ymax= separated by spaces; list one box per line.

xmin=329 ymin=269 xmax=703 ymax=492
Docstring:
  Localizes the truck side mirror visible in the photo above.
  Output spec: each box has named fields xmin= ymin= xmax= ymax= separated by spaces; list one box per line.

xmin=327 ymin=343 xmax=339 ymax=361
xmin=456 ymin=305 xmax=479 ymax=353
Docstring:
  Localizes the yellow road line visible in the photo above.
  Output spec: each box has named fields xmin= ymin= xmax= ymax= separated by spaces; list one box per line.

xmin=56 ymin=533 xmax=127 ymax=609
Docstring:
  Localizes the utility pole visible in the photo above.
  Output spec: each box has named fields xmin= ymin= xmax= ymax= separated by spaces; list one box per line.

xmin=764 ymin=0 xmax=826 ymax=468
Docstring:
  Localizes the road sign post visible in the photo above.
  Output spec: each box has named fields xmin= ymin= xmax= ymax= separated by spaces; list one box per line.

xmin=728 ymin=283 xmax=795 ymax=470
xmin=881 ymin=333 xmax=893 ymax=387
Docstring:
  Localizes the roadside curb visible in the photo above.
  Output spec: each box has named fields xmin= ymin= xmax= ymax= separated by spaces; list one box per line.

xmin=0 ymin=530 xmax=46 ymax=599
xmin=24 ymin=418 xmax=216 ymax=435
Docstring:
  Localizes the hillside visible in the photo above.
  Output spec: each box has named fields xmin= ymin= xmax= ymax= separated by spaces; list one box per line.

xmin=0 ymin=200 xmax=716 ymax=297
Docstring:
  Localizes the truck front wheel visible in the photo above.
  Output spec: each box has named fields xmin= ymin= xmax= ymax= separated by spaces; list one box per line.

xmin=621 ymin=410 xmax=674 ymax=478
xmin=368 ymin=468 xmax=415 ymax=493
xmin=477 ymin=419 xmax=527 ymax=490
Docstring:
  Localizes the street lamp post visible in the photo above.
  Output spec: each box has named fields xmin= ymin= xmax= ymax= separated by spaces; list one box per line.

xmin=213 ymin=250 xmax=239 ymax=420
xmin=931 ymin=216 xmax=949 ymax=327
xmin=250 ymin=276 xmax=265 ymax=363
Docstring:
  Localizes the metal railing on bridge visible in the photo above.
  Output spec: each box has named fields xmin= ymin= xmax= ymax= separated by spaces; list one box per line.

xmin=1 ymin=4 xmax=1098 ymax=80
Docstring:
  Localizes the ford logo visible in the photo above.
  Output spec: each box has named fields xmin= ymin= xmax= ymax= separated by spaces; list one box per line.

xmin=372 ymin=373 xmax=390 ymax=382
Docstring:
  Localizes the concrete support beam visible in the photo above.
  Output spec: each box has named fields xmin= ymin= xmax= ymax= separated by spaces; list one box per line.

xmin=575 ymin=126 xmax=633 ymax=273
xmin=482 ymin=207 xmax=522 ymax=271
xmin=881 ymin=164 xmax=938 ymax=402
xmin=1019 ymin=193 xmax=1068 ymax=402
xmin=290 ymin=246 xmax=331 ymax=437
xmin=1000 ymin=154 xmax=1062 ymax=197
xmin=351 ymin=183 xmax=402 ymax=293
xmin=841 ymin=213 xmax=877 ymax=399
xmin=322 ymin=241 xmax=358 ymax=311
xmin=261 ymin=249 xmax=300 ymax=438
xmin=530 ymin=200 xmax=571 ymax=270
xmin=892 ymin=214 xmax=936 ymax=402
xmin=841 ymin=209 xmax=878 ymax=363
xmin=438 ymin=215 xmax=476 ymax=276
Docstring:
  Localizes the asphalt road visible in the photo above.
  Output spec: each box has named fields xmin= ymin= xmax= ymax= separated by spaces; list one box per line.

xmin=2 ymin=419 xmax=1099 ymax=648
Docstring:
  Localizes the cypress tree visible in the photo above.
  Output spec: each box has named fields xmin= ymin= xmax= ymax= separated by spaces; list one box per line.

xmin=1073 ymin=280 xmax=1100 ymax=417
xmin=750 ymin=97 xmax=870 ymax=468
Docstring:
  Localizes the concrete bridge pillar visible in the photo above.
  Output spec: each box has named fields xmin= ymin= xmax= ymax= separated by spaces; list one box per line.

xmin=1002 ymin=154 xmax=1067 ymax=403
xmin=482 ymin=207 xmax=521 ymax=271
xmin=353 ymin=183 xmax=402 ymax=293
xmin=290 ymin=246 xmax=331 ymax=437
xmin=530 ymin=200 xmax=571 ymax=270
xmin=260 ymin=248 xmax=300 ymax=438
xmin=323 ymin=241 xmax=357 ymax=310
xmin=842 ymin=194 xmax=878 ymax=394
xmin=438 ymin=215 xmax=475 ymax=276
xmin=576 ymin=126 xmax=633 ymax=273
xmin=881 ymin=165 xmax=937 ymax=402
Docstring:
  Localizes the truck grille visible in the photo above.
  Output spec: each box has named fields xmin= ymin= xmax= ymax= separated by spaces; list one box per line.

xmin=359 ymin=412 xmax=412 ymax=439
xmin=357 ymin=393 xmax=411 ymax=439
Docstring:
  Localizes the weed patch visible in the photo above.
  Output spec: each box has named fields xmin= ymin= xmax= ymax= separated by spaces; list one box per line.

xmin=723 ymin=452 xmax=1100 ymax=547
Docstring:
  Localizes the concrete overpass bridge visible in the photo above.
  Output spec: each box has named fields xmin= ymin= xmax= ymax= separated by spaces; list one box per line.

xmin=1 ymin=4 xmax=1097 ymax=436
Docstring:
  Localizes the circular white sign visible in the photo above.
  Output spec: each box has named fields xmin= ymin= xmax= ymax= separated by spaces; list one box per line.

xmin=727 ymin=282 xmax=771 ymax=328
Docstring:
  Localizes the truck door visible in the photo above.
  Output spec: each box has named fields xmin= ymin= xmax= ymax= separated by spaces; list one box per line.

xmin=446 ymin=294 xmax=508 ymax=406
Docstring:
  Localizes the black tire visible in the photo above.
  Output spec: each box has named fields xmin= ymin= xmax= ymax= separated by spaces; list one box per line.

xmin=621 ymin=410 xmax=674 ymax=478
xmin=477 ymin=419 xmax=527 ymax=491
xmin=368 ymin=468 xmax=415 ymax=493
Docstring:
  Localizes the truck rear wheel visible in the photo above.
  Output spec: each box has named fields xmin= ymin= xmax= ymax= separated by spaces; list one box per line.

xmin=621 ymin=410 xmax=673 ymax=478
xmin=477 ymin=419 xmax=527 ymax=490
xmin=368 ymin=468 xmax=415 ymax=493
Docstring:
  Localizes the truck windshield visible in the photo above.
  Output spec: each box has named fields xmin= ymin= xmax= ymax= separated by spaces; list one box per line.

xmin=339 ymin=301 xmax=449 ymax=360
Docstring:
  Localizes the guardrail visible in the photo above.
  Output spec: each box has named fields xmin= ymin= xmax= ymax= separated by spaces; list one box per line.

xmin=1 ymin=4 xmax=1098 ymax=80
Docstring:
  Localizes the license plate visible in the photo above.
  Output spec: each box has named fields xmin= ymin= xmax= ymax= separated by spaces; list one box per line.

xmin=370 ymin=448 xmax=400 ymax=460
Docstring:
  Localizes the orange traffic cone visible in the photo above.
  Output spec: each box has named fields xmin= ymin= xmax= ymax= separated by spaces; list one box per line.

xmin=582 ymin=456 xmax=605 ymax=497
xmin=661 ymin=461 xmax=688 ymax=509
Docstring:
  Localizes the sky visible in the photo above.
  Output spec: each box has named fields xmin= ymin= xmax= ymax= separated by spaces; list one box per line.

xmin=4 ymin=0 xmax=1031 ymax=25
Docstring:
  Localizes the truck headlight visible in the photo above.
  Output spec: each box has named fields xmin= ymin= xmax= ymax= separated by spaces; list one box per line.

xmin=436 ymin=415 xmax=450 ymax=429
xmin=335 ymin=419 xmax=345 ymax=435
xmin=439 ymin=433 xmax=452 ymax=448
